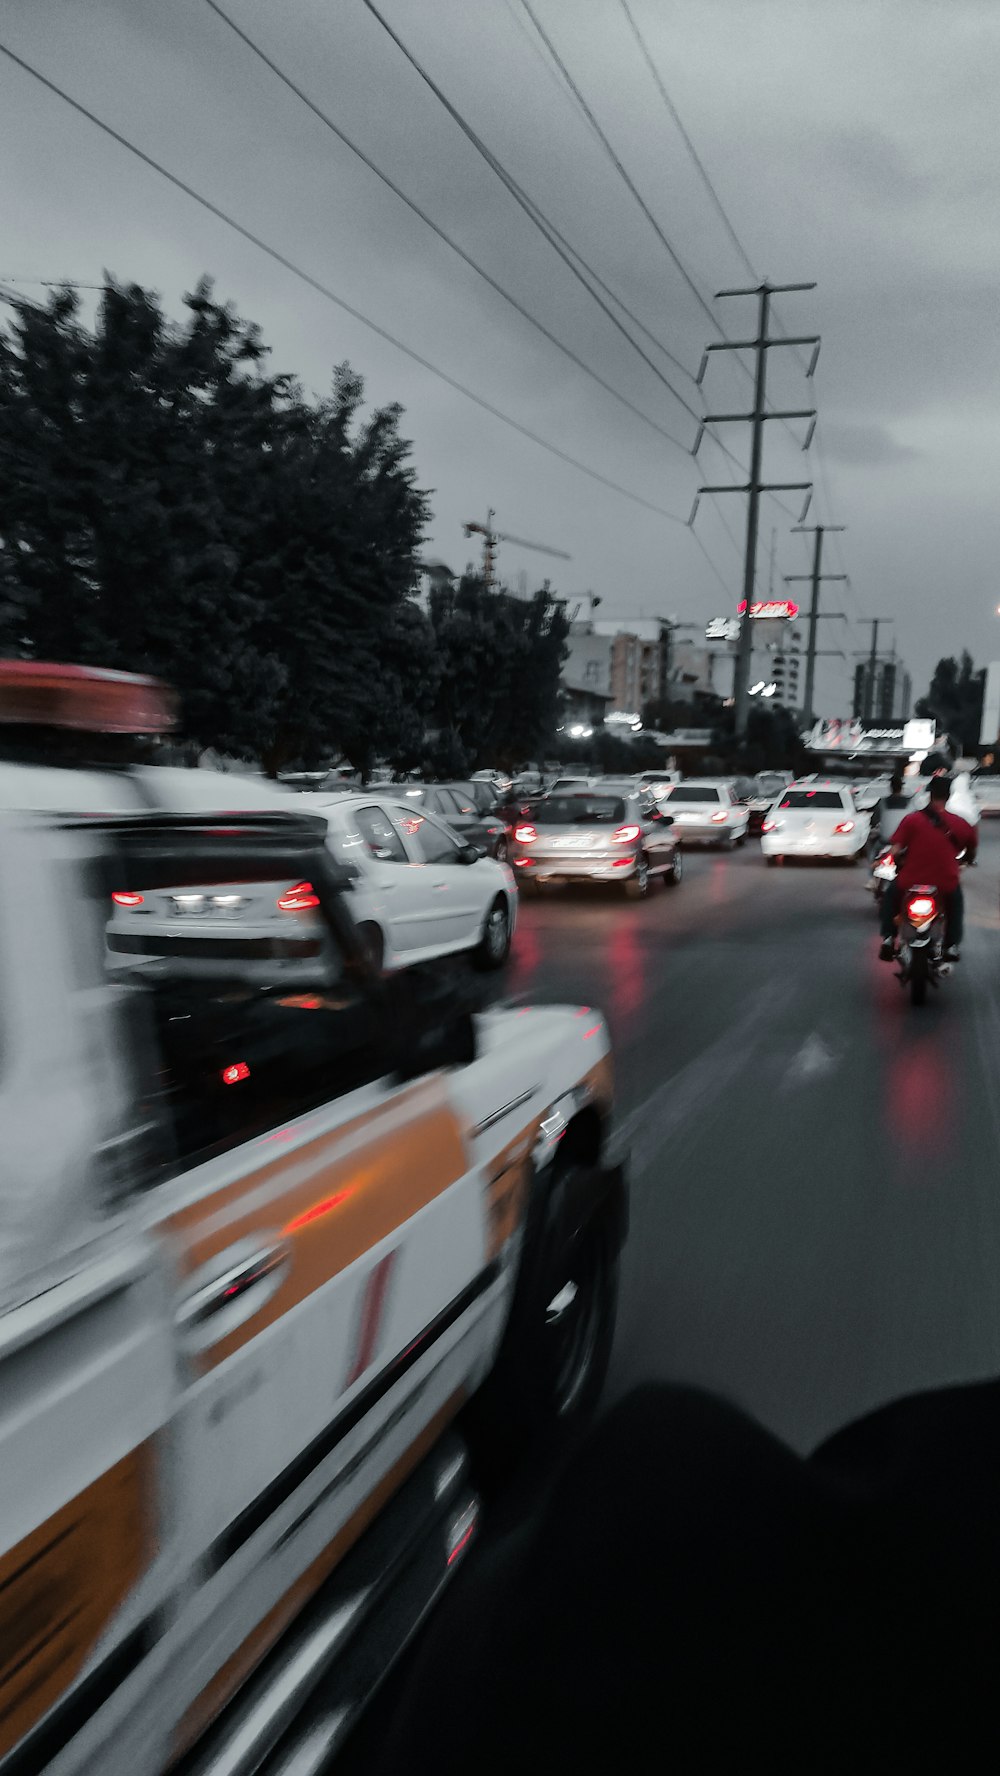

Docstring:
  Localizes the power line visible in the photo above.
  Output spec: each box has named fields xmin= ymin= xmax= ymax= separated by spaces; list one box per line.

xmin=358 ymin=0 xmax=705 ymax=428
xmin=519 ymin=0 xmax=723 ymax=336
xmin=202 ymin=0 xmax=688 ymax=456
xmin=617 ymin=0 xmax=757 ymax=282
xmin=613 ymin=2 xmax=814 ymax=399
xmin=0 ymin=37 xmax=689 ymax=527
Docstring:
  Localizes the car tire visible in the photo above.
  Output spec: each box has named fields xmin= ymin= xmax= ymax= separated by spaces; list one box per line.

xmin=666 ymin=849 xmax=683 ymax=886
xmin=463 ymin=1175 xmax=618 ymax=1487
xmin=736 ymin=832 xmax=747 ymax=848
xmin=356 ymin=922 xmax=385 ymax=971
xmin=624 ymin=855 xmax=649 ymax=899
xmin=474 ymin=895 xmax=512 ymax=970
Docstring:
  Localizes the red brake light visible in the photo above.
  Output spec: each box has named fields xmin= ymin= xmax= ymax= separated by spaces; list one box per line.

xmin=710 ymin=810 xmax=728 ymax=824
xmin=514 ymin=823 xmax=537 ymax=843
xmin=221 ymin=1061 xmax=251 ymax=1085
xmin=907 ymin=895 xmax=937 ymax=920
xmin=111 ymin=890 xmax=144 ymax=908
xmin=277 ymin=881 xmax=320 ymax=911
xmin=612 ymin=823 xmax=641 ymax=844
xmin=761 ymin=818 xmax=777 ymax=834
xmin=833 ymin=821 xmax=855 ymax=835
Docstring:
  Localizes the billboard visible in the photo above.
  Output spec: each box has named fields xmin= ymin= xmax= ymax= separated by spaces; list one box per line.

xmin=736 ymin=599 xmax=800 ymax=620
xmin=805 ymin=716 xmax=936 ymax=756
xmin=980 ymin=661 xmax=1000 ymax=747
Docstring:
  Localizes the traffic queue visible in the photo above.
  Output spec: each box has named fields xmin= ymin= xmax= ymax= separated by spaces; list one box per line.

xmin=0 ymin=657 xmax=990 ymax=1775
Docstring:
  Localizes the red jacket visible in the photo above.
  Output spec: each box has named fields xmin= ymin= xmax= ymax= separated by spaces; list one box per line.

xmin=892 ymin=806 xmax=977 ymax=892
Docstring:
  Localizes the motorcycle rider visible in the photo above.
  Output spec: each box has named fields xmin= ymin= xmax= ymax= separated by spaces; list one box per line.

xmin=878 ymin=774 xmax=977 ymax=963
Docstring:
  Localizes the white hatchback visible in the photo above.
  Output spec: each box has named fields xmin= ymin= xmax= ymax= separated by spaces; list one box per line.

xmin=300 ymin=793 xmax=518 ymax=971
xmin=760 ymin=783 xmax=871 ymax=864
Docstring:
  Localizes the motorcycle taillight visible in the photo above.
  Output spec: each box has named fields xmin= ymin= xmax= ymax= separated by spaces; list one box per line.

xmin=907 ymin=894 xmax=937 ymax=922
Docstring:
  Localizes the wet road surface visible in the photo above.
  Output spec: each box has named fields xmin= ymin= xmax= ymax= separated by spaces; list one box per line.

xmin=508 ymin=826 xmax=1000 ymax=1452
xmin=337 ymin=825 xmax=1000 ymax=1767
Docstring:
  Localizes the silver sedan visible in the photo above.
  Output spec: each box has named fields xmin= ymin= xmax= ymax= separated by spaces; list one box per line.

xmin=511 ymin=788 xmax=681 ymax=899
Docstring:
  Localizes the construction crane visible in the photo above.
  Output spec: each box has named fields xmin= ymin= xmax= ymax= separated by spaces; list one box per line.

xmin=463 ymin=508 xmax=571 ymax=588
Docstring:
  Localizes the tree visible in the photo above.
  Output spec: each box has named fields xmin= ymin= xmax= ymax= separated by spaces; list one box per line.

xmin=426 ymin=575 xmax=568 ymax=772
xmin=916 ymin=652 xmax=985 ymax=755
xmin=0 ymin=279 xmax=429 ymax=769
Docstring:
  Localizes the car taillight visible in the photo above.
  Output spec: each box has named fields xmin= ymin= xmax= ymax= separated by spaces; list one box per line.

xmin=277 ymin=881 xmax=320 ymax=911
xmin=221 ymin=1061 xmax=251 ymax=1085
xmin=761 ymin=819 xmax=777 ymax=834
xmin=833 ymin=821 xmax=855 ymax=835
xmin=907 ymin=895 xmax=937 ymax=921
xmin=111 ymin=890 xmax=144 ymax=907
xmin=612 ymin=823 xmax=642 ymax=844
xmin=710 ymin=810 xmax=728 ymax=824
xmin=514 ymin=823 xmax=537 ymax=843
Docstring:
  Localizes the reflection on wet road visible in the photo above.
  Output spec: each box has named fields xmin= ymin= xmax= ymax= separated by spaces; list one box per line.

xmin=498 ymin=829 xmax=1000 ymax=1452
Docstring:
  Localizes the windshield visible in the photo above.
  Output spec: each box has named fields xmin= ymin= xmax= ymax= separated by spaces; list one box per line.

xmin=779 ymin=790 xmax=846 ymax=809
xmin=662 ymin=785 xmax=721 ymax=804
xmin=756 ymin=775 xmax=786 ymax=795
xmin=536 ymin=796 xmax=626 ymax=824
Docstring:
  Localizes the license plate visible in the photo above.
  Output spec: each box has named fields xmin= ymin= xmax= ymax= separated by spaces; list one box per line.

xmin=169 ymin=894 xmax=247 ymax=917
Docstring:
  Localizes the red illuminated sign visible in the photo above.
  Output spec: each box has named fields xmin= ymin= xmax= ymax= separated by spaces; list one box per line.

xmin=736 ymin=599 xmax=799 ymax=620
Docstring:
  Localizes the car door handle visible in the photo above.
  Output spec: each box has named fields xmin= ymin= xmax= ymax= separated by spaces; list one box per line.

xmin=433 ymin=881 xmax=450 ymax=891
xmin=176 ymin=1242 xmax=290 ymax=1342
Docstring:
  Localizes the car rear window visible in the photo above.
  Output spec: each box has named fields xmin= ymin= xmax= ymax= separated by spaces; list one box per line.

xmin=536 ymin=796 xmax=626 ymax=824
xmin=779 ymin=790 xmax=845 ymax=809
xmin=662 ymin=785 xmax=721 ymax=804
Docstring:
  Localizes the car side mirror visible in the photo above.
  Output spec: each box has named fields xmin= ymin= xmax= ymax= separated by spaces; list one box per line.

xmin=385 ymin=962 xmax=478 ymax=1082
xmin=659 ymin=812 xmax=675 ymax=827
xmin=458 ymin=843 xmax=483 ymax=864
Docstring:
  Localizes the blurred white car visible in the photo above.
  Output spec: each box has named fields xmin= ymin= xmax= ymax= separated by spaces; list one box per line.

xmin=972 ymin=775 xmax=1000 ymax=816
xmin=760 ymin=783 xmax=871 ymax=864
xmin=299 ymin=793 xmax=518 ymax=971
xmin=655 ymin=779 xmax=749 ymax=848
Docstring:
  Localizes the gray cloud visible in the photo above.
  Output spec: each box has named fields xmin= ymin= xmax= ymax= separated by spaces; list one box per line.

xmin=820 ymin=421 xmax=918 ymax=465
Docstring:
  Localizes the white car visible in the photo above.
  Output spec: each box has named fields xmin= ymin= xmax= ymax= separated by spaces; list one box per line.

xmin=760 ymin=782 xmax=871 ymax=863
xmin=972 ymin=775 xmax=1000 ymax=816
xmin=299 ymin=793 xmax=518 ymax=971
xmin=655 ymin=779 xmax=750 ymax=848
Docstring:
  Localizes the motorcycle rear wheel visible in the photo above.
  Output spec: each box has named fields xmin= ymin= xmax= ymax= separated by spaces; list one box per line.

xmin=910 ymin=949 xmax=928 ymax=1007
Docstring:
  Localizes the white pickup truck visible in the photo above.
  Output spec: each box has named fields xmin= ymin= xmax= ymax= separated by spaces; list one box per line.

xmin=0 ymin=664 xmax=626 ymax=1776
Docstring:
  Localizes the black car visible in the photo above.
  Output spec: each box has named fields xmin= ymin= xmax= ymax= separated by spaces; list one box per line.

xmin=385 ymin=783 xmax=511 ymax=864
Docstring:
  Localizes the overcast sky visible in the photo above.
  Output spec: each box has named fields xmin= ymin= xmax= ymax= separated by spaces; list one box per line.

xmin=3 ymin=0 xmax=999 ymax=711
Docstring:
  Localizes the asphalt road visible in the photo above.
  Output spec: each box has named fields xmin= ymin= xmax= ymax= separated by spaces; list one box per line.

xmin=336 ymin=824 xmax=1000 ymax=1769
xmin=505 ymin=825 xmax=1000 ymax=1453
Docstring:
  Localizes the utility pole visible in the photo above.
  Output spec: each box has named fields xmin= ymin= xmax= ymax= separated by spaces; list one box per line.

xmin=689 ymin=282 xmax=821 ymax=738
xmin=860 ymin=618 xmax=894 ymax=721
xmin=785 ymin=524 xmax=847 ymax=724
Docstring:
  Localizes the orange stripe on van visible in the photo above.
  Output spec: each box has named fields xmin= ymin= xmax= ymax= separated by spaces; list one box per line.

xmin=168 ymin=1077 xmax=470 ymax=1371
xmin=0 ymin=1443 xmax=154 ymax=1761
xmin=169 ymin=1391 xmax=464 ymax=1761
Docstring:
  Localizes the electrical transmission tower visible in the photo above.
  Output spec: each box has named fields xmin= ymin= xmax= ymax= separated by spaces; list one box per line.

xmin=784 ymin=524 xmax=847 ymax=723
xmin=689 ymin=282 xmax=820 ymax=737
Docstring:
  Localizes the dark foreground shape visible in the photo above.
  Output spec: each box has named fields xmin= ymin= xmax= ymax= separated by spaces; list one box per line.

xmin=361 ymin=1379 xmax=1000 ymax=1773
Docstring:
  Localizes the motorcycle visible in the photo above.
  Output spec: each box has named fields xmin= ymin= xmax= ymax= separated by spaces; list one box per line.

xmin=894 ymin=884 xmax=949 ymax=1006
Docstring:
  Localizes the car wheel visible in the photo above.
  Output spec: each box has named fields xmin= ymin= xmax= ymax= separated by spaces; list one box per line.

xmin=666 ymin=848 xmax=683 ymax=886
xmin=474 ymin=895 xmax=512 ymax=970
xmin=357 ymin=921 xmax=385 ymax=972
xmin=736 ymin=831 xmax=747 ymax=847
xmin=494 ymin=835 xmax=510 ymax=865
xmin=624 ymin=854 xmax=649 ymax=899
xmin=463 ymin=1178 xmax=618 ymax=1486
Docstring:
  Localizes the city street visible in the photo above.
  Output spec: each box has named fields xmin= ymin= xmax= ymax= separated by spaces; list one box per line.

xmin=503 ymin=826 xmax=1000 ymax=1454
xmin=337 ymin=825 xmax=1000 ymax=1772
